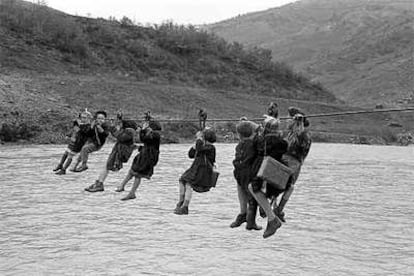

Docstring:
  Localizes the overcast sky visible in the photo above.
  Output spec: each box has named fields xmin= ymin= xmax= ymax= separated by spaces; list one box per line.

xmin=45 ymin=0 xmax=297 ymax=25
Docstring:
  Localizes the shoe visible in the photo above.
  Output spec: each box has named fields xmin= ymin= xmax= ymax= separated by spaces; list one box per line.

xmin=230 ymin=213 xmax=247 ymax=228
xmin=53 ymin=165 xmax=62 ymax=172
xmin=55 ymin=169 xmax=66 ymax=175
xmin=74 ymin=166 xmax=88 ymax=173
xmin=263 ymin=218 xmax=282 ymax=239
xmin=115 ymin=187 xmax=125 ymax=192
xmin=174 ymin=206 xmax=188 ymax=215
xmin=85 ymin=181 xmax=104 ymax=192
xmin=69 ymin=168 xmax=76 ymax=172
xmin=174 ymin=202 xmax=183 ymax=213
xmin=273 ymin=207 xmax=286 ymax=223
xmin=121 ymin=193 xmax=136 ymax=201
xmin=246 ymin=201 xmax=262 ymax=231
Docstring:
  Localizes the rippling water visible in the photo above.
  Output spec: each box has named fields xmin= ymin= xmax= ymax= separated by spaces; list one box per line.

xmin=0 ymin=143 xmax=413 ymax=275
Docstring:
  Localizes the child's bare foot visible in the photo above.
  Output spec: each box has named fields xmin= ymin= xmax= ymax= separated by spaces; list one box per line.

xmin=121 ymin=193 xmax=136 ymax=201
xmin=115 ymin=187 xmax=125 ymax=192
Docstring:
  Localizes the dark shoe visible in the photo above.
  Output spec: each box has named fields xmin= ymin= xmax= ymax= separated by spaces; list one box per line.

xmin=263 ymin=218 xmax=282 ymax=239
xmin=246 ymin=223 xmax=263 ymax=231
xmin=85 ymin=181 xmax=104 ymax=192
xmin=55 ymin=169 xmax=66 ymax=175
xmin=174 ymin=206 xmax=188 ymax=215
xmin=74 ymin=166 xmax=88 ymax=173
xmin=121 ymin=193 xmax=136 ymax=201
xmin=230 ymin=213 xmax=247 ymax=228
xmin=53 ymin=165 xmax=62 ymax=172
xmin=273 ymin=207 xmax=286 ymax=223
xmin=174 ymin=202 xmax=183 ymax=213
xmin=115 ymin=187 xmax=125 ymax=192
xmin=246 ymin=202 xmax=262 ymax=231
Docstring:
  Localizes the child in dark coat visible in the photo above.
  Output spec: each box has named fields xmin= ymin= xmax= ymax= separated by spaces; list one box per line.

xmin=174 ymin=128 xmax=217 ymax=215
xmin=116 ymin=120 xmax=162 ymax=201
xmin=84 ymin=119 xmax=137 ymax=193
xmin=230 ymin=120 xmax=263 ymax=231
xmin=53 ymin=110 xmax=92 ymax=175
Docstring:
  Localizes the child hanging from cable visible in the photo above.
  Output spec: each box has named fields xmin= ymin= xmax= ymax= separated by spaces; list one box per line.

xmin=115 ymin=120 xmax=162 ymax=201
xmin=84 ymin=112 xmax=138 ymax=193
xmin=53 ymin=110 xmax=92 ymax=175
xmin=230 ymin=119 xmax=263 ymax=231
xmin=248 ymin=115 xmax=288 ymax=239
xmin=174 ymin=128 xmax=217 ymax=215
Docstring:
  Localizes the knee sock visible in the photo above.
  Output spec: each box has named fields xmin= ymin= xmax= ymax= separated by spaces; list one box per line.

xmin=58 ymin=152 xmax=68 ymax=167
xmin=62 ymin=157 xmax=73 ymax=170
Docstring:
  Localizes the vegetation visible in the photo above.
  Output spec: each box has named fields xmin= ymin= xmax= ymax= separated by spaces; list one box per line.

xmin=0 ymin=0 xmax=336 ymax=102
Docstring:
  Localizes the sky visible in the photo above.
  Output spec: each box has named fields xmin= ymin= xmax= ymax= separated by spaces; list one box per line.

xmin=44 ymin=0 xmax=297 ymax=25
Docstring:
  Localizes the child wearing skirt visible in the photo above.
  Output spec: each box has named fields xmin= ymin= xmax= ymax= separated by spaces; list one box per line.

xmin=84 ymin=119 xmax=137 ymax=193
xmin=174 ymin=128 xmax=217 ymax=215
xmin=115 ymin=120 xmax=162 ymax=201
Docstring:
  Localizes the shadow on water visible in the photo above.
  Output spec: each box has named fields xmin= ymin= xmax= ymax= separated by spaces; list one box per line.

xmin=0 ymin=143 xmax=413 ymax=275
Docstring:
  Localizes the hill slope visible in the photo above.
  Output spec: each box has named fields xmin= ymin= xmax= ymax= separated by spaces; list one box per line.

xmin=0 ymin=0 xmax=410 ymax=144
xmin=207 ymin=0 xmax=414 ymax=107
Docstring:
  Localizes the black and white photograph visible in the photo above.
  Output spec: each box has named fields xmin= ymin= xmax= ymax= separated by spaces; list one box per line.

xmin=0 ymin=0 xmax=413 ymax=275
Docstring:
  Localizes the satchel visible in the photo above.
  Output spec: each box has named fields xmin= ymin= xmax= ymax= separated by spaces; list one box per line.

xmin=257 ymin=137 xmax=292 ymax=190
xmin=257 ymin=156 xmax=292 ymax=190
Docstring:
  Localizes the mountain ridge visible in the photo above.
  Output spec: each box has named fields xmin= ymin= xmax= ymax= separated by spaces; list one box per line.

xmin=206 ymin=0 xmax=414 ymax=107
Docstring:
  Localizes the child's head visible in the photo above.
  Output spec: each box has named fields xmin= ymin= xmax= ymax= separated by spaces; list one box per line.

xmin=147 ymin=120 xmax=162 ymax=131
xmin=263 ymin=115 xmax=280 ymax=134
xmin=80 ymin=110 xmax=92 ymax=124
xmin=95 ymin=111 xmax=107 ymax=125
xmin=121 ymin=120 xmax=138 ymax=130
xmin=203 ymin=128 xmax=216 ymax=143
xmin=236 ymin=120 xmax=259 ymax=139
xmin=288 ymin=107 xmax=310 ymax=127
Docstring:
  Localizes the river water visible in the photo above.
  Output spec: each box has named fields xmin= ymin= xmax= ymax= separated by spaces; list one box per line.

xmin=0 ymin=143 xmax=413 ymax=275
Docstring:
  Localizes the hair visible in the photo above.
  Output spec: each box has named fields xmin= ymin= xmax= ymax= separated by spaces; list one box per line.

xmin=236 ymin=122 xmax=253 ymax=138
xmin=148 ymin=120 xmax=162 ymax=131
xmin=95 ymin=110 xmax=107 ymax=118
xmin=203 ymin=128 xmax=217 ymax=143
xmin=122 ymin=120 xmax=138 ymax=130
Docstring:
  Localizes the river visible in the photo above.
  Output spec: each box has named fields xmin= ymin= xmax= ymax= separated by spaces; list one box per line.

xmin=0 ymin=143 xmax=413 ymax=275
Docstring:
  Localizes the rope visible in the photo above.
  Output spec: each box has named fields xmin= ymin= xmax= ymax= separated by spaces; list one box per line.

xmin=109 ymin=107 xmax=414 ymax=123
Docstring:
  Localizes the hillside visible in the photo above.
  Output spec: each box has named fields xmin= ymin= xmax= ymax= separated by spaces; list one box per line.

xmin=0 ymin=0 xmax=410 ymax=145
xmin=207 ymin=0 xmax=414 ymax=107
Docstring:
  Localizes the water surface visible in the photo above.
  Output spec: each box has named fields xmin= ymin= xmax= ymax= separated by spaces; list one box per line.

xmin=0 ymin=143 xmax=413 ymax=275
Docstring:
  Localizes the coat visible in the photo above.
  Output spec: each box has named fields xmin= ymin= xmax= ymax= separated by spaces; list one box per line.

xmin=106 ymin=127 xmax=136 ymax=171
xmin=180 ymin=139 xmax=216 ymax=193
xmin=130 ymin=129 xmax=161 ymax=179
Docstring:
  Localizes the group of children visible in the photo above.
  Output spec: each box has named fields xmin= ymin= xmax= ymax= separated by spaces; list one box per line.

xmin=230 ymin=103 xmax=311 ymax=238
xmin=53 ymin=110 xmax=109 ymax=175
xmin=53 ymin=102 xmax=311 ymax=239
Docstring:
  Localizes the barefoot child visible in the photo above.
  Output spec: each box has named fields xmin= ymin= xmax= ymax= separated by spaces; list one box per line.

xmin=174 ymin=128 xmax=217 ymax=215
xmin=115 ymin=120 xmax=162 ymax=201
xmin=53 ymin=110 xmax=92 ymax=175
xmin=230 ymin=120 xmax=262 ymax=230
